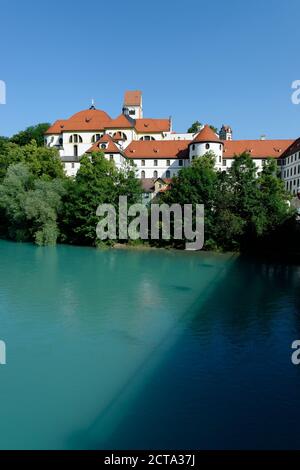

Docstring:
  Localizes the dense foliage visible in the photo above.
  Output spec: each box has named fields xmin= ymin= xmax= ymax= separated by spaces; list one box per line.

xmin=162 ymin=152 xmax=295 ymax=252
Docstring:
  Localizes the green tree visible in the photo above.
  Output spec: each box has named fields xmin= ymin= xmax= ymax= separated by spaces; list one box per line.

xmin=61 ymin=152 xmax=141 ymax=246
xmin=187 ymin=121 xmax=218 ymax=134
xmin=0 ymin=140 xmax=65 ymax=181
xmin=0 ymin=163 xmax=66 ymax=244
xmin=187 ymin=121 xmax=202 ymax=133
xmin=10 ymin=123 xmax=50 ymax=147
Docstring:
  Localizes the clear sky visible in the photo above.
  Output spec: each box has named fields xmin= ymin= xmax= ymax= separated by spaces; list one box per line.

xmin=1 ymin=0 xmax=300 ymax=139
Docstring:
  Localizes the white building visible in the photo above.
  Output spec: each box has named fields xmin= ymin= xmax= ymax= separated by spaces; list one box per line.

xmin=278 ymin=138 xmax=300 ymax=194
xmin=45 ymin=90 xmax=294 ymax=189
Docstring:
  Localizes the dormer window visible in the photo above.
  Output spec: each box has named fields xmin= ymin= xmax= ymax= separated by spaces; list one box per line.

xmin=101 ymin=143 xmax=107 ymax=149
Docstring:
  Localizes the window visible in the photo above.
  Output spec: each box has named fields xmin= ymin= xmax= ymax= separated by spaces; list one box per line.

xmin=59 ymin=137 xmax=63 ymax=145
xmin=101 ymin=143 xmax=107 ymax=149
xmin=298 ymin=165 xmax=300 ymax=174
xmin=154 ymin=159 xmax=158 ymax=166
xmin=129 ymin=110 xmax=135 ymax=116
xmin=295 ymin=166 xmax=297 ymax=175
xmin=70 ymin=134 xmax=82 ymax=143
xmin=139 ymin=136 xmax=155 ymax=141
xmin=71 ymin=162 xmax=75 ymax=169
xmin=153 ymin=170 xmax=158 ymax=179
xmin=219 ymin=144 xmax=222 ymax=150
xmin=110 ymin=155 xmax=114 ymax=161
xmin=178 ymin=160 xmax=183 ymax=166
xmin=219 ymin=156 xmax=221 ymax=163
xmin=74 ymin=145 xmax=78 ymax=157
xmin=291 ymin=155 xmax=294 ymax=163
xmin=166 ymin=170 xmax=170 ymax=178
xmin=91 ymin=134 xmax=102 ymax=143
xmin=222 ymin=159 xmax=227 ymax=166
xmin=205 ymin=143 xmax=210 ymax=149
xmin=166 ymin=159 xmax=170 ymax=166
xmin=113 ymin=132 xmax=127 ymax=140
xmin=141 ymin=170 xmax=145 ymax=179
xmin=141 ymin=159 xmax=145 ymax=166
xmin=192 ymin=144 xmax=195 ymax=150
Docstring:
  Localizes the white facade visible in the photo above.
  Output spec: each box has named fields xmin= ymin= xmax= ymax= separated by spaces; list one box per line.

xmin=280 ymin=144 xmax=300 ymax=194
xmin=45 ymin=91 xmax=295 ymax=185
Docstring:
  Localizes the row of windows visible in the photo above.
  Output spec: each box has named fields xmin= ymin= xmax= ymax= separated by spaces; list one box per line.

xmin=283 ymin=152 xmax=300 ymax=166
xmin=140 ymin=159 xmax=183 ymax=167
xmin=191 ymin=143 xmax=222 ymax=151
xmin=286 ymin=178 xmax=300 ymax=193
xmin=141 ymin=170 xmax=170 ymax=179
xmin=283 ymin=165 xmax=300 ymax=178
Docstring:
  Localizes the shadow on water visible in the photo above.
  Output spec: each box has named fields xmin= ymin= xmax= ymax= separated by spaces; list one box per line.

xmin=66 ymin=255 xmax=300 ymax=449
xmin=65 ymin=254 xmax=238 ymax=449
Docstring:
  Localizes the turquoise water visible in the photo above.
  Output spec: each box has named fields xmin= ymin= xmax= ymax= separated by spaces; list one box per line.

xmin=0 ymin=240 xmax=300 ymax=449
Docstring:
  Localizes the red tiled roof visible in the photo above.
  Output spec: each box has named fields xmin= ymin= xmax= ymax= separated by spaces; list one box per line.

xmin=86 ymin=134 xmax=120 ymax=154
xmin=45 ymin=109 xmax=111 ymax=134
xmin=124 ymin=140 xmax=188 ymax=159
xmin=223 ymin=139 xmax=294 ymax=159
xmin=135 ymin=118 xmax=170 ymax=133
xmin=192 ymin=124 xmax=221 ymax=144
xmin=105 ymin=114 xmax=134 ymax=129
xmin=45 ymin=120 xmax=67 ymax=134
xmin=124 ymin=90 xmax=142 ymax=106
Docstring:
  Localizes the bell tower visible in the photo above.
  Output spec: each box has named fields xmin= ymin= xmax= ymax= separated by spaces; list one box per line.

xmin=122 ymin=90 xmax=143 ymax=119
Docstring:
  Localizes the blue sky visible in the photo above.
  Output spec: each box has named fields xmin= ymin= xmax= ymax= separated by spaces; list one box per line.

xmin=0 ymin=0 xmax=300 ymax=139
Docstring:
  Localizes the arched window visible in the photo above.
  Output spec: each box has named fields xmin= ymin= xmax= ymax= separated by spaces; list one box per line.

xmin=153 ymin=170 xmax=158 ymax=179
xmin=113 ymin=132 xmax=127 ymax=140
xmin=166 ymin=170 xmax=170 ymax=178
xmin=141 ymin=159 xmax=145 ymax=166
xmin=74 ymin=145 xmax=78 ymax=157
xmin=139 ymin=136 xmax=155 ymax=141
xmin=166 ymin=159 xmax=170 ymax=166
xmin=141 ymin=170 xmax=145 ymax=179
xmin=70 ymin=134 xmax=83 ymax=143
xmin=91 ymin=134 xmax=103 ymax=143
xmin=205 ymin=143 xmax=210 ymax=149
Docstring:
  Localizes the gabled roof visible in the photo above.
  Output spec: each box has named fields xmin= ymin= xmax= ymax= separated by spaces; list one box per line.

xmin=45 ymin=109 xmax=111 ymax=133
xmin=105 ymin=114 xmax=134 ymax=129
xmin=135 ymin=118 xmax=170 ymax=133
xmin=124 ymin=140 xmax=188 ymax=159
xmin=192 ymin=124 xmax=221 ymax=144
xmin=124 ymin=90 xmax=142 ymax=106
xmin=223 ymin=139 xmax=294 ymax=159
xmin=86 ymin=134 xmax=121 ymax=154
